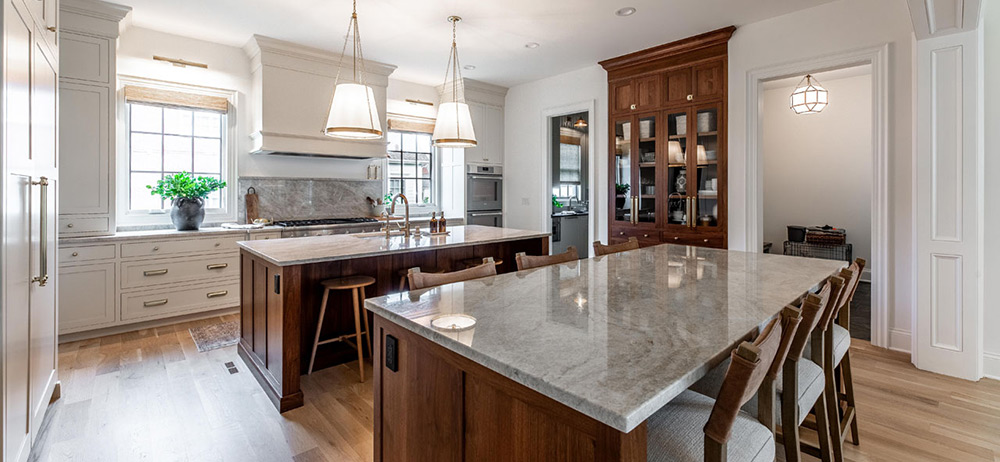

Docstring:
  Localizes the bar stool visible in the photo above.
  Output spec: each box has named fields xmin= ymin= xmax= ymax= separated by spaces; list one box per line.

xmin=308 ymin=275 xmax=375 ymax=382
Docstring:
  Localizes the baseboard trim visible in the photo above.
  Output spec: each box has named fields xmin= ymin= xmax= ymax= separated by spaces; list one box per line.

xmin=888 ymin=328 xmax=911 ymax=353
xmin=984 ymin=352 xmax=1000 ymax=381
xmin=58 ymin=306 xmax=238 ymax=344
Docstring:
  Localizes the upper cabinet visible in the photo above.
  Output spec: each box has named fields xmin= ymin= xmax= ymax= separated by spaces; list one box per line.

xmin=600 ymin=26 xmax=735 ymax=250
xmin=58 ymin=0 xmax=130 ymax=237
xmin=438 ymin=78 xmax=507 ymax=166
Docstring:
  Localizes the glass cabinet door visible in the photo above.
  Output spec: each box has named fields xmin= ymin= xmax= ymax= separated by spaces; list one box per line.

xmin=612 ymin=119 xmax=633 ymax=224
xmin=664 ymin=111 xmax=689 ymax=226
xmin=692 ymin=106 xmax=720 ymax=229
xmin=635 ymin=115 xmax=656 ymax=224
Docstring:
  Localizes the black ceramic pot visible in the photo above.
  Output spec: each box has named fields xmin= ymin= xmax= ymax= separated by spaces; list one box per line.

xmin=170 ymin=197 xmax=205 ymax=231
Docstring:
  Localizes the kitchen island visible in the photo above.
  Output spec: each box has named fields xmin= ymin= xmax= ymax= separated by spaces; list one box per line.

xmin=365 ymin=245 xmax=843 ymax=461
xmin=237 ymin=225 xmax=549 ymax=412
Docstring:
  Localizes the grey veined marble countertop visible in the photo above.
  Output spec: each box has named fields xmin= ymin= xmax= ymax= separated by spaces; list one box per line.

xmin=237 ymin=225 xmax=550 ymax=266
xmin=365 ymin=245 xmax=844 ymax=433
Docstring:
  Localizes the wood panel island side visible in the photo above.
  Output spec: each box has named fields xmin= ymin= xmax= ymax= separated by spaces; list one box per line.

xmin=236 ymin=225 xmax=550 ymax=412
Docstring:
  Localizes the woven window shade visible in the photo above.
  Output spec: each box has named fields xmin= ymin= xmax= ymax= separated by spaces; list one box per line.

xmin=124 ymin=85 xmax=229 ymax=113
xmin=387 ymin=115 xmax=435 ymax=134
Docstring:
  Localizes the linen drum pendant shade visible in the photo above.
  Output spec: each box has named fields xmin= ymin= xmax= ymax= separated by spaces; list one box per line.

xmin=325 ymin=0 xmax=383 ymax=140
xmin=433 ymin=16 xmax=478 ymax=148
xmin=789 ymin=74 xmax=828 ymax=114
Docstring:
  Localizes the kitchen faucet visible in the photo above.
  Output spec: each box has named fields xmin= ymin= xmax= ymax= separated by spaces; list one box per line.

xmin=389 ymin=193 xmax=411 ymax=236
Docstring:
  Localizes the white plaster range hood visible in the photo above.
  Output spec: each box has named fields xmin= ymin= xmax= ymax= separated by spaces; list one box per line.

xmin=243 ymin=35 xmax=396 ymax=158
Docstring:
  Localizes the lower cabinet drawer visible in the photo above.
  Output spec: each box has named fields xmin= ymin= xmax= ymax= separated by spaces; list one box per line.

xmin=610 ymin=228 xmax=659 ymax=246
xmin=120 ymin=235 xmax=242 ymax=259
xmin=120 ymin=254 xmax=240 ymax=289
xmin=662 ymin=233 xmax=726 ymax=249
xmin=121 ymin=281 xmax=240 ymax=322
xmin=59 ymin=216 xmax=110 ymax=235
xmin=59 ymin=244 xmax=116 ymax=264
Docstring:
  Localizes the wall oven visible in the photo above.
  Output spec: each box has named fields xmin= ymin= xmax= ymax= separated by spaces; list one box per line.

xmin=466 ymin=165 xmax=503 ymax=212
xmin=466 ymin=210 xmax=503 ymax=228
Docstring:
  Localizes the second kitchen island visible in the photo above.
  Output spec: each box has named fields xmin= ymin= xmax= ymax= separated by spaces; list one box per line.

xmin=237 ymin=225 xmax=549 ymax=412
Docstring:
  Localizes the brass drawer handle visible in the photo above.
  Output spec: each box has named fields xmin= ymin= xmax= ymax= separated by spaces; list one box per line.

xmin=206 ymin=290 xmax=228 ymax=299
xmin=687 ymin=94 xmax=694 ymax=101
xmin=619 ymin=231 xmax=624 ymax=236
xmin=144 ymin=299 xmax=168 ymax=307
xmin=703 ymin=239 xmax=709 ymax=243
xmin=152 ymin=246 xmax=160 ymax=251
xmin=214 ymin=242 xmax=221 ymax=247
xmin=206 ymin=263 xmax=229 ymax=270
xmin=643 ymin=234 xmax=649 ymax=238
xmin=673 ymin=237 xmax=679 ymax=241
xmin=47 ymin=26 xmax=56 ymax=32
xmin=144 ymin=269 xmax=168 ymax=276
xmin=71 ymin=252 xmax=79 ymax=257
xmin=66 ymin=223 xmax=74 ymax=228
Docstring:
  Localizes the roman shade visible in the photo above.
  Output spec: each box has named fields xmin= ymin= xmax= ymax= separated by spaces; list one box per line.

xmin=387 ymin=114 xmax=435 ymax=134
xmin=124 ymin=85 xmax=229 ymax=113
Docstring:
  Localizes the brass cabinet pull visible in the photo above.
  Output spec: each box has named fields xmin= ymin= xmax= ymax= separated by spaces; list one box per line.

xmin=214 ymin=242 xmax=221 ymax=247
xmin=685 ymin=198 xmax=692 ymax=227
xmin=144 ymin=299 xmax=168 ymax=307
xmin=673 ymin=236 xmax=679 ymax=241
xmin=206 ymin=290 xmax=228 ymax=298
xmin=643 ymin=234 xmax=649 ymax=238
xmin=703 ymin=239 xmax=709 ymax=243
xmin=144 ymin=269 xmax=168 ymax=276
xmin=66 ymin=223 xmax=73 ymax=228
xmin=152 ymin=246 xmax=159 ymax=251
xmin=619 ymin=231 xmax=624 ymax=236
xmin=71 ymin=252 xmax=79 ymax=257
xmin=687 ymin=94 xmax=694 ymax=101
xmin=31 ymin=177 xmax=49 ymax=286
xmin=630 ymin=104 xmax=637 ymax=110
xmin=46 ymin=26 xmax=56 ymax=32
xmin=692 ymin=199 xmax=697 ymax=227
xmin=206 ymin=263 xmax=228 ymax=270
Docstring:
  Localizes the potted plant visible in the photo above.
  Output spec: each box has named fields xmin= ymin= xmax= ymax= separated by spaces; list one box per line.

xmin=148 ymin=172 xmax=227 ymax=231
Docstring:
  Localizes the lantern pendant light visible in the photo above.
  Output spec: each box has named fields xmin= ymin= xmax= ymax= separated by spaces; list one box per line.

xmin=789 ymin=74 xmax=829 ymax=115
xmin=432 ymin=16 xmax=477 ymax=148
xmin=325 ymin=0 xmax=383 ymax=140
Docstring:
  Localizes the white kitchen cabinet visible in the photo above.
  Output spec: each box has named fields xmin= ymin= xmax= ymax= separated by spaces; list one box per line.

xmin=59 ymin=263 xmax=116 ymax=333
xmin=58 ymin=4 xmax=127 ymax=237
xmin=463 ymin=102 xmax=504 ymax=166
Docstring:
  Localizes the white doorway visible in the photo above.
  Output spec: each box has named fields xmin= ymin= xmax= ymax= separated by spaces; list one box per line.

xmin=761 ymin=64 xmax=873 ymax=339
xmin=540 ymin=101 xmax=598 ymax=257
xmin=744 ymin=45 xmax=890 ymax=348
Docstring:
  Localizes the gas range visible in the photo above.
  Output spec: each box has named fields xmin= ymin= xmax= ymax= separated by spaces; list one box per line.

xmin=275 ymin=217 xmax=382 ymax=238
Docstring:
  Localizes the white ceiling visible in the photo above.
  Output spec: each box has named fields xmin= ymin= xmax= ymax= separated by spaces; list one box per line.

xmin=117 ymin=0 xmax=836 ymax=88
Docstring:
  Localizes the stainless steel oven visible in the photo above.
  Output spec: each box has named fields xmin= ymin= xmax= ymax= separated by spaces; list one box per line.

xmin=466 ymin=165 xmax=503 ymax=212
xmin=466 ymin=211 xmax=503 ymax=228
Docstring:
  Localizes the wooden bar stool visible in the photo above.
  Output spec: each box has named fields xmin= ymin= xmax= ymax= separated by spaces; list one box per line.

xmin=308 ymin=275 xmax=375 ymax=381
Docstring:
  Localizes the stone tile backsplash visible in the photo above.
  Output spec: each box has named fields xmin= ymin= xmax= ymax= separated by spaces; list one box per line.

xmin=238 ymin=177 xmax=383 ymax=222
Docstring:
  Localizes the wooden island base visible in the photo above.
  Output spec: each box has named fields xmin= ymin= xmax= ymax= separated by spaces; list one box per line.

xmin=373 ymin=315 xmax=647 ymax=462
xmin=238 ymin=235 xmax=547 ymax=412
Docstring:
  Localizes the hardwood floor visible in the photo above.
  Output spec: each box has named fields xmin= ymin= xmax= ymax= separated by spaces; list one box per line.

xmin=29 ymin=316 xmax=1000 ymax=462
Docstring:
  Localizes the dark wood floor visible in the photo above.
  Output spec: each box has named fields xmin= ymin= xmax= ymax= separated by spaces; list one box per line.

xmin=28 ymin=315 xmax=1000 ymax=461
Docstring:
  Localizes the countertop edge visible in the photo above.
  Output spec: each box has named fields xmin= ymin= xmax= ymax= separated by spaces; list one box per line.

xmin=238 ymin=230 xmax=552 ymax=267
xmin=59 ymin=226 xmax=282 ymax=245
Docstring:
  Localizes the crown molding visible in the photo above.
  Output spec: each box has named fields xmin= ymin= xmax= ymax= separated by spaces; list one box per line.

xmin=244 ymin=34 xmax=396 ymax=77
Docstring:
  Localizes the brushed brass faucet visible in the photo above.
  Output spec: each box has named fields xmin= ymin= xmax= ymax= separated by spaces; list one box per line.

xmin=389 ymin=193 xmax=411 ymax=236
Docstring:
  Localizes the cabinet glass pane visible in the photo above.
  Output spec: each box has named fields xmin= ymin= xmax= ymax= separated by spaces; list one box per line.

xmin=613 ymin=120 xmax=632 ymax=223
xmin=665 ymin=111 xmax=688 ymax=226
xmin=636 ymin=116 xmax=656 ymax=223
xmin=694 ymin=108 xmax=719 ymax=228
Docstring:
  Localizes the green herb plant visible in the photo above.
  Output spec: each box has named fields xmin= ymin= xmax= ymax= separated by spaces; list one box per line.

xmin=147 ymin=172 xmax=227 ymax=202
xmin=552 ymin=195 xmax=564 ymax=209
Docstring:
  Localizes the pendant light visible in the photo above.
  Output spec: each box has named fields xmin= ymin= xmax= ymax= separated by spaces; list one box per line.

xmin=432 ymin=16 xmax=477 ymax=148
xmin=325 ymin=0 xmax=382 ymax=140
xmin=573 ymin=117 xmax=588 ymax=128
xmin=789 ymin=74 xmax=828 ymax=115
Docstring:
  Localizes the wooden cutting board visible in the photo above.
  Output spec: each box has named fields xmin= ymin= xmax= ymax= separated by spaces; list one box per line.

xmin=245 ymin=187 xmax=260 ymax=224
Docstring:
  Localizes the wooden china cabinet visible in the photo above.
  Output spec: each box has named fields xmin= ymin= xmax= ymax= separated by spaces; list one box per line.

xmin=600 ymin=26 xmax=734 ymax=249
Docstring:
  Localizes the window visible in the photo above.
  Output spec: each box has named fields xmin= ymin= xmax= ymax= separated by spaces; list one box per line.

xmin=117 ymin=78 xmax=237 ymax=227
xmin=386 ymin=131 xmax=435 ymax=206
xmin=127 ymin=103 xmax=225 ymax=211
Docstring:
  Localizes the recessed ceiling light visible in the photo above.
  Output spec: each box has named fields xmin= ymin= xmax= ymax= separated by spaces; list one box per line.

xmin=615 ymin=7 xmax=636 ymax=16
xmin=525 ymin=42 xmax=540 ymax=49
xmin=463 ymin=65 xmax=476 ymax=70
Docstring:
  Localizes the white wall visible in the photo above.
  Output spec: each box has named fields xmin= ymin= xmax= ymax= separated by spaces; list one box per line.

xmin=983 ymin=0 xmax=1000 ymax=379
xmin=117 ymin=27 xmax=439 ymax=180
xmin=728 ymin=0 xmax=915 ymax=351
xmin=503 ymin=65 xmax=607 ymax=245
xmin=762 ymin=73 xmax=872 ymax=273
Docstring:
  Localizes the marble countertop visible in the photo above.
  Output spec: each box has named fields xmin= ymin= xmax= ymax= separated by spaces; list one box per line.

xmin=59 ymin=226 xmax=282 ymax=245
xmin=238 ymin=225 xmax=551 ymax=266
xmin=365 ymin=245 xmax=844 ymax=433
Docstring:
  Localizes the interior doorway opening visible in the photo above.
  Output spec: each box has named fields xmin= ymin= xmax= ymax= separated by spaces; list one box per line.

xmin=547 ymin=112 xmax=591 ymax=258
xmin=761 ymin=64 xmax=874 ymax=340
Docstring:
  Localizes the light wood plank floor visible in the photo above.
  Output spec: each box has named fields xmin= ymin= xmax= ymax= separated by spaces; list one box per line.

xmin=28 ymin=315 xmax=1000 ymax=462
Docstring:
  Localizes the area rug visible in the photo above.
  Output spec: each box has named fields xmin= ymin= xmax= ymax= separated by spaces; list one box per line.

xmin=189 ymin=321 xmax=240 ymax=353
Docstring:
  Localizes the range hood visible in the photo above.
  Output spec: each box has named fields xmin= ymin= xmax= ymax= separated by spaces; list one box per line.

xmin=243 ymin=35 xmax=396 ymax=158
